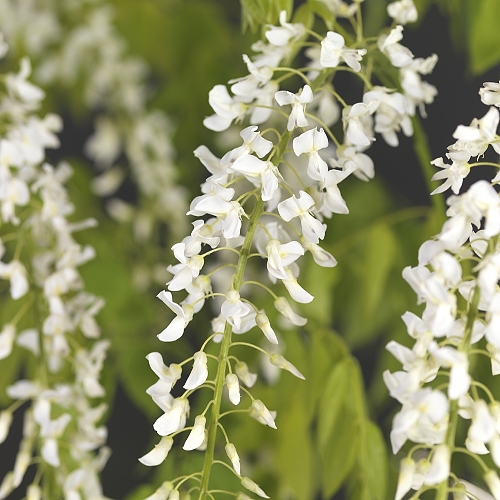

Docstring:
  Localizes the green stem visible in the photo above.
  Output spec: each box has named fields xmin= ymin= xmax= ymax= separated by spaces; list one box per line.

xmin=197 ymin=128 xmax=291 ymax=499
xmin=197 ymin=197 xmax=264 ymax=499
xmin=436 ymin=285 xmax=480 ymax=500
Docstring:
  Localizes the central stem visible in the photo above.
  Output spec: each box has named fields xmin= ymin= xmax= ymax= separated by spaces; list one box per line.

xmin=197 ymin=128 xmax=291 ymax=499
xmin=197 ymin=196 xmax=264 ymax=499
xmin=436 ymin=285 xmax=480 ymax=500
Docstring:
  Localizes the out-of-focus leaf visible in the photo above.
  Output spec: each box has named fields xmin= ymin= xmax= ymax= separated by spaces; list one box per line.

xmin=302 ymin=256 xmax=340 ymax=325
xmin=240 ymin=0 xmax=293 ymax=31
xmin=468 ymin=0 xmax=500 ymax=74
xmin=307 ymin=0 xmax=334 ymax=30
xmin=305 ymin=328 xmax=349 ymax=420
xmin=348 ymin=421 xmax=389 ymax=500
xmin=364 ymin=0 xmax=389 ymax=37
xmin=361 ymin=223 xmax=397 ymax=317
xmin=413 ymin=0 xmax=433 ymax=20
xmin=124 ymin=484 xmax=155 ymax=500
xmin=317 ymin=358 xmax=350 ymax=451
xmin=317 ymin=356 xmax=370 ymax=498
xmin=320 ymin=400 xmax=359 ymax=498
xmin=292 ymin=3 xmax=315 ymax=30
xmin=349 ymin=357 xmax=368 ymax=419
xmin=275 ymin=402 xmax=315 ymax=499
xmin=341 ymin=222 xmax=398 ymax=348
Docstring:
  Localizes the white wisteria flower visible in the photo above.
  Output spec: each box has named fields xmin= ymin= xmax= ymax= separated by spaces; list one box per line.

xmin=320 ymin=31 xmax=366 ymax=72
xmin=278 ymin=190 xmax=326 ymax=244
xmin=293 ymin=127 xmax=329 ymax=182
xmin=275 ymin=85 xmax=313 ymax=131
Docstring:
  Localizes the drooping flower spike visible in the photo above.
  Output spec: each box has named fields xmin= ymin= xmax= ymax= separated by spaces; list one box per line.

xmin=142 ymin=2 xmax=438 ymax=498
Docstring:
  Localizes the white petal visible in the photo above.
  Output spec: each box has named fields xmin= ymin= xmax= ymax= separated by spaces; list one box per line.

xmin=424 ymin=444 xmax=450 ymax=485
xmin=184 ymin=352 xmax=208 ymax=390
xmin=183 ymin=415 xmax=206 ymax=450
xmin=139 ymin=436 xmax=173 ymax=466
xmin=157 ymin=316 xmax=185 ymax=342
xmin=42 ymin=438 xmax=60 ymax=467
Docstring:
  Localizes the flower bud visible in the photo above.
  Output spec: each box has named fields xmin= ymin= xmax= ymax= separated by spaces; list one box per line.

xmin=225 ymin=442 xmax=241 ymax=475
xmin=241 ymin=477 xmax=269 ymax=499
xmin=26 ymin=484 xmax=42 ymax=500
xmin=226 ymin=373 xmax=240 ymax=405
xmin=250 ymin=400 xmax=277 ymax=429
xmin=256 ymin=311 xmax=278 ymax=344
xmin=395 ymin=457 xmax=415 ymax=500
xmin=0 ymin=411 xmax=13 ymax=444
xmin=274 ymin=297 xmax=307 ymax=326
xmin=485 ymin=470 xmax=500 ymax=500
xmin=270 ymin=354 xmax=305 ymax=380
xmin=169 ymin=490 xmax=180 ymax=500
xmin=235 ymin=361 xmax=257 ymax=387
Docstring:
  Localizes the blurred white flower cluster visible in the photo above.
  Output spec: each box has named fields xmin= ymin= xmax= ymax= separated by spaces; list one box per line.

xmin=0 ymin=36 xmax=110 ymax=500
xmin=0 ymin=0 xmax=188 ymax=289
xmin=386 ymin=79 xmax=500 ymax=500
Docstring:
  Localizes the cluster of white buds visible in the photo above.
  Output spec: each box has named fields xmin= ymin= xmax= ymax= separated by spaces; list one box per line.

xmin=0 ymin=0 xmax=188 ymax=289
xmin=386 ymin=80 xmax=500 ymax=500
xmin=141 ymin=2 xmax=438 ymax=498
xmin=0 ymin=36 xmax=109 ymax=500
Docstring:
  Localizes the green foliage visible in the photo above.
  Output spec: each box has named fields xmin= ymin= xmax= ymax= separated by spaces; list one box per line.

xmin=275 ymin=402 xmax=315 ymax=499
xmin=240 ymin=0 xmax=293 ymax=31
xmin=347 ymin=421 xmax=389 ymax=500
xmin=307 ymin=0 xmax=334 ymax=30
xmin=468 ymin=0 xmax=500 ymax=74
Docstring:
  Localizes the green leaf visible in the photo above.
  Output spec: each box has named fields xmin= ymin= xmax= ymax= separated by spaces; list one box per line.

xmin=307 ymin=0 xmax=334 ymax=30
xmin=301 ymin=257 xmax=340 ymax=325
xmin=363 ymin=421 xmax=389 ymax=500
xmin=362 ymin=223 xmax=397 ymax=317
xmin=292 ymin=3 xmax=315 ymax=30
xmin=469 ymin=0 xmax=500 ymax=73
xmin=341 ymin=222 xmax=398 ymax=348
xmin=317 ymin=358 xmax=350 ymax=451
xmin=304 ymin=329 xmax=348 ymax=421
xmin=349 ymin=358 xmax=368 ymax=420
xmin=240 ymin=0 xmax=292 ymax=31
xmin=124 ymin=484 xmax=155 ymax=500
xmin=320 ymin=404 xmax=360 ymax=498
xmin=275 ymin=402 xmax=315 ymax=499
xmin=349 ymin=421 xmax=389 ymax=500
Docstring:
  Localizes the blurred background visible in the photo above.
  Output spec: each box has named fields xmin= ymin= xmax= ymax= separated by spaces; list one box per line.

xmin=0 ymin=0 xmax=500 ymax=498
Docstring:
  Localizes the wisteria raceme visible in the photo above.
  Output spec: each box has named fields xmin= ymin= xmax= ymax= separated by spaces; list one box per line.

xmin=140 ymin=1 xmax=439 ymax=498
xmin=0 ymin=37 xmax=110 ymax=500
xmin=386 ymin=79 xmax=500 ymax=500
xmin=0 ymin=0 xmax=188 ymax=290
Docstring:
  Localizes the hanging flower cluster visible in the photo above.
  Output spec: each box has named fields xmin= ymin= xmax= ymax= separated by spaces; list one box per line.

xmin=386 ymin=80 xmax=500 ymax=500
xmin=0 ymin=0 xmax=188 ymax=289
xmin=0 ymin=39 xmax=109 ymax=500
xmin=141 ymin=1 xmax=438 ymax=498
